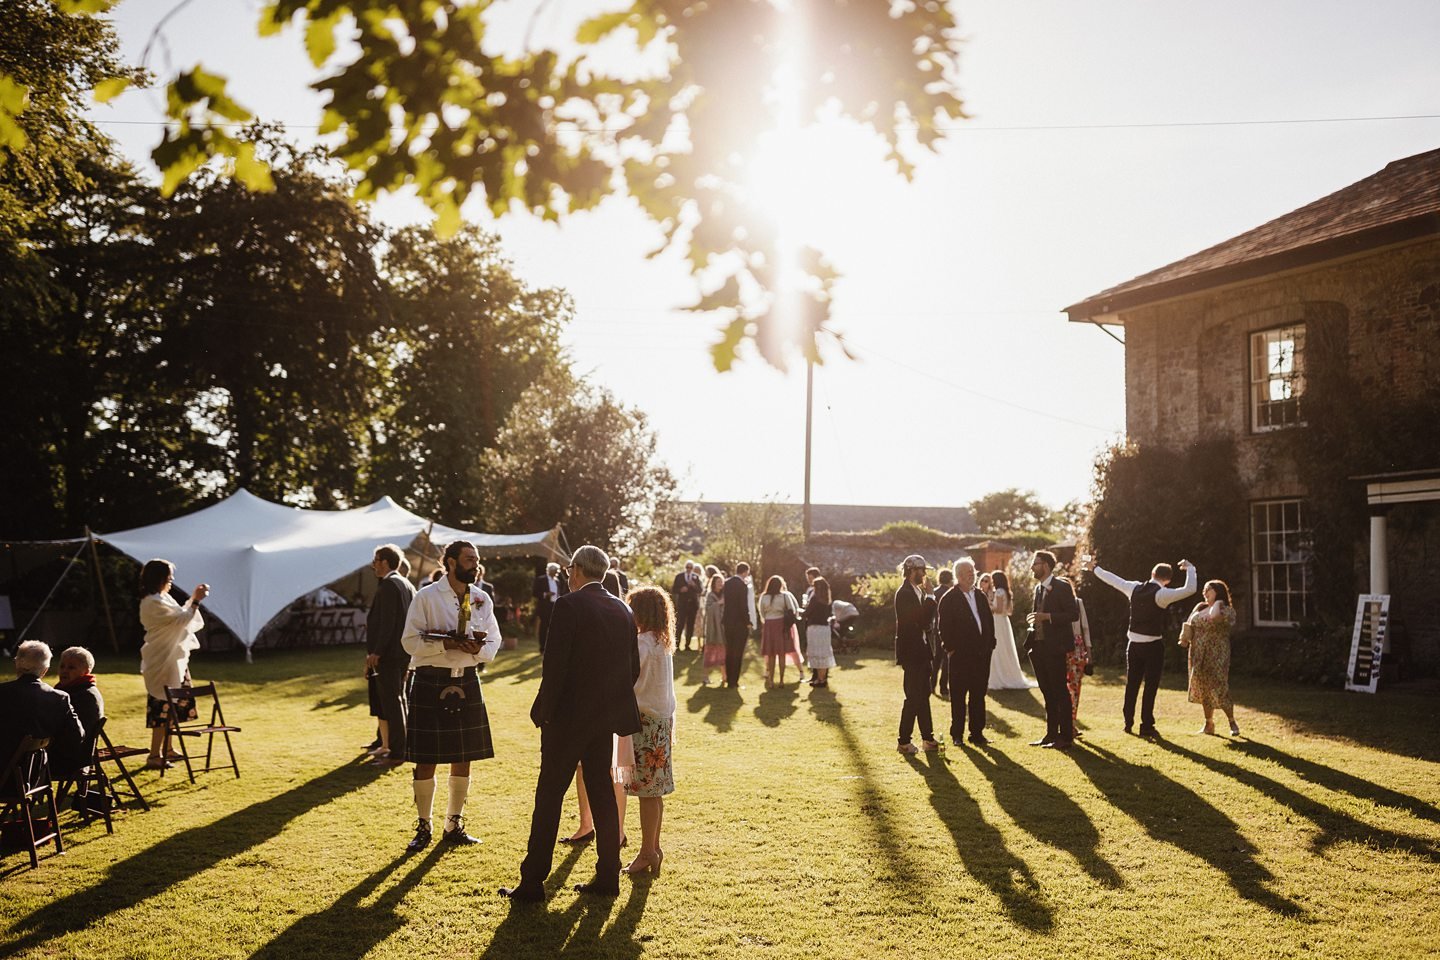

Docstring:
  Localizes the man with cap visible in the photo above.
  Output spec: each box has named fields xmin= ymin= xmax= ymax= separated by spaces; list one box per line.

xmin=895 ymin=555 xmax=941 ymax=754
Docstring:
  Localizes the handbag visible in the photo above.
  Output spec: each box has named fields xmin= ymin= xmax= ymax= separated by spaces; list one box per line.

xmin=1178 ymin=620 xmax=1194 ymax=648
xmin=782 ymin=596 xmax=798 ymax=630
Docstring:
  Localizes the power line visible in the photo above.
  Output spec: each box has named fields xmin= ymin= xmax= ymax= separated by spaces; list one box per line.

xmin=833 ymin=331 xmax=1119 ymax=434
xmin=88 ymin=111 xmax=1440 ymax=134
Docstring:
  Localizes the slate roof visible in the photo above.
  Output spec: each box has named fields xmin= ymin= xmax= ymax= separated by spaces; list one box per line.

xmin=1066 ymin=146 xmax=1440 ymax=322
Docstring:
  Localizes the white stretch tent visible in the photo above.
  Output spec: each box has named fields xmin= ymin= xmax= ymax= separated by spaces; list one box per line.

xmin=97 ymin=489 xmax=564 ymax=648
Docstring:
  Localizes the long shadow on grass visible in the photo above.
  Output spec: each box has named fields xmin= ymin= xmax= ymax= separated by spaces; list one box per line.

xmin=248 ymin=844 xmax=446 ymax=960
xmin=988 ymin=688 xmax=1047 ymax=723
xmin=1230 ymin=740 xmax=1440 ymax=826
xmin=1071 ymin=743 xmax=1305 ymax=917
xmin=481 ymin=875 xmax=652 ymax=958
xmin=686 ymin=684 xmax=741 ymax=733
xmin=754 ymin=685 xmax=798 ymax=728
xmin=4 ymin=762 xmax=376 ymax=954
xmin=906 ymin=752 xmax=1055 ymax=932
xmin=486 ymin=652 xmax=545 ymax=685
xmin=1160 ymin=739 xmax=1440 ymax=862
xmin=809 ymin=692 xmax=1053 ymax=932
xmin=963 ymin=745 xmax=1124 ymax=889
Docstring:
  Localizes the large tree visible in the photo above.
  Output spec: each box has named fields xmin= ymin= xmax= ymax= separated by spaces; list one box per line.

xmin=476 ymin=371 xmax=681 ymax=555
xmin=370 ymin=225 xmax=570 ymax=522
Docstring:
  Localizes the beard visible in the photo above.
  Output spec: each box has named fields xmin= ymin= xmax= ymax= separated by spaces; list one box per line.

xmin=453 ymin=566 xmax=478 ymax=584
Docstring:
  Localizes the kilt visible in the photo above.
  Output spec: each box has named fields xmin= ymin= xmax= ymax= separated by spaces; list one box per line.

xmin=405 ymin=667 xmax=494 ymax=764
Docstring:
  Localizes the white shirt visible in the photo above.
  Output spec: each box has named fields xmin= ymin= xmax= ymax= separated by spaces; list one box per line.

xmin=745 ymin=576 xmax=759 ymax=628
xmin=758 ymin=591 xmax=798 ymax=621
xmin=633 ymin=630 xmax=677 ymax=718
xmin=1093 ymin=565 xmax=1198 ymax=643
xmin=401 ymin=577 xmax=502 ymax=675
xmin=543 ymin=575 xmax=559 ymax=600
xmin=960 ymin=587 xmax=981 ymax=627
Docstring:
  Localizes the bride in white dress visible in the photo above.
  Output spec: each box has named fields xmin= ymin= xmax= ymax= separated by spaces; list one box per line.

xmin=987 ymin=570 xmax=1036 ymax=689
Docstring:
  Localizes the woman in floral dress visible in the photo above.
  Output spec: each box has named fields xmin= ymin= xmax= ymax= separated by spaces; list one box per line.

xmin=624 ymin=585 xmax=677 ymax=877
xmin=1184 ymin=579 xmax=1240 ymax=736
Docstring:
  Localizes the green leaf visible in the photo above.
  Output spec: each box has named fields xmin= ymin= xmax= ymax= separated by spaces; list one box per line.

xmin=232 ymin=141 xmax=276 ymax=192
xmin=304 ymin=14 xmax=340 ymax=68
xmin=576 ymin=11 xmax=629 ymax=44
xmin=56 ymin=0 xmax=120 ymax=14
xmin=93 ymin=76 xmax=132 ymax=104
xmin=257 ymin=3 xmax=286 ymax=37
xmin=0 ymin=76 xmax=29 ymax=152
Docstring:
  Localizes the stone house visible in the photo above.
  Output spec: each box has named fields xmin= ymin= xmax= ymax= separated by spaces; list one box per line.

xmin=1066 ymin=147 xmax=1440 ymax=673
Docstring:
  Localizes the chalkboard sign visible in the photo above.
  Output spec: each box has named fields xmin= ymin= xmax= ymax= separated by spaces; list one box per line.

xmin=1345 ymin=594 xmax=1390 ymax=694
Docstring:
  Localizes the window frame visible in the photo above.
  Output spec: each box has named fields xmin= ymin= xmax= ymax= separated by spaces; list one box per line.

xmin=1249 ymin=498 xmax=1310 ymax=627
xmin=1249 ymin=323 xmax=1306 ymax=433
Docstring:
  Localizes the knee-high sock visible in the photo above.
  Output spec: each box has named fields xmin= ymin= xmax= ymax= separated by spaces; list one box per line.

xmin=446 ymin=776 xmax=470 ymax=823
xmin=413 ymin=777 xmax=436 ymax=823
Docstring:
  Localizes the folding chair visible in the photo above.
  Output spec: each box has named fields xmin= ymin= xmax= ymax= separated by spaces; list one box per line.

xmin=313 ymin=609 xmax=338 ymax=644
xmin=334 ymin=609 xmax=361 ymax=644
xmin=165 ymin=683 xmax=242 ymax=783
xmin=94 ymin=722 xmax=150 ymax=812
xmin=0 ymin=736 xmax=63 ymax=868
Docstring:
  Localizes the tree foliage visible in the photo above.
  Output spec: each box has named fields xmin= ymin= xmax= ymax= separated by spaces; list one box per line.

xmin=8 ymin=0 xmax=967 ymax=370
xmin=475 ymin=371 xmax=682 ymax=556
xmin=702 ymin=498 xmax=801 ymax=582
xmin=968 ymin=487 xmax=1055 ymax=535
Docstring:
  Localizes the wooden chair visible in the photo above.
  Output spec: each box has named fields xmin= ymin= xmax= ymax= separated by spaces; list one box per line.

xmin=312 ymin=609 xmax=338 ymax=644
xmin=57 ymin=717 xmax=150 ymax=832
xmin=333 ymin=608 xmax=361 ymax=644
xmin=94 ymin=722 xmax=150 ymax=812
xmin=164 ymin=683 xmax=241 ymax=784
xmin=0 ymin=736 xmax=63 ymax=868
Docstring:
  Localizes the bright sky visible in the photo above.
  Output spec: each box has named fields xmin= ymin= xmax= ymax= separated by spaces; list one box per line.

xmin=92 ymin=0 xmax=1440 ymax=511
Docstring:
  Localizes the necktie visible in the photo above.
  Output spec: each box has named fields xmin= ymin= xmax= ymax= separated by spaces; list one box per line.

xmin=1036 ymin=584 xmax=1046 ymax=611
xmin=457 ymin=588 xmax=471 ymax=638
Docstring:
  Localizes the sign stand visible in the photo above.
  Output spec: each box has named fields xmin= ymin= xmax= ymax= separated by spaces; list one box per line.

xmin=1345 ymin=594 xmax=1390 ymax=693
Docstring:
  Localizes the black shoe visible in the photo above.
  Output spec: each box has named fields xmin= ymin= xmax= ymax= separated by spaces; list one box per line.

xmin=574 ymin=879 xmax=620 ymax=897
xmin=1045 ymin=739 xmax=1074 ymax=750
xmin=441 ymin=816 xmax=481 ymax=846
xmin=1139 ymin=725 xmax=1160 ymax=739
xmin=406 ymin=819 xmax=432 ymax=853
xmin=1123 ymin=724 xmax=1134 ymax=735
xmin=364 ymin=737 xmax=382 ymax=751
xmin=1028 ymin=738 xmax=1054 ymax=747
xmin=499 ymin=884 xmax=544 ymax=902
xmin=559 ymin=829 xmax=595 ymax=845
xmin=968 ymin=735 xmax=991 ymax=745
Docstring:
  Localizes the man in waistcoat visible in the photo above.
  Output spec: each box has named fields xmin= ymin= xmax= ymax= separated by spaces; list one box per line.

xmin=1091 ymin=558 xmax=1197 ymax=737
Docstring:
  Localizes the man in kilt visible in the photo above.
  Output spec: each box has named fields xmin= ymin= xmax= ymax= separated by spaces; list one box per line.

xmin=400 ymin=539 xmax=502 ymax=852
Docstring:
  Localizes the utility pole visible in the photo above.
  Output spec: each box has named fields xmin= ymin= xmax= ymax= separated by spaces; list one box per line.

xmin=803 ymin=357 xmax=814 ymax=541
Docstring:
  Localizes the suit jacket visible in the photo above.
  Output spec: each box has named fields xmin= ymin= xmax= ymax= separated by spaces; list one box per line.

xmin=1026 ymin=576 xmax=1079 ymax=657
xmin=532 ymin=574 xmax=562 ymax=617
xmin=894 ymin=581 xmax=936 ymax=667
xmin=937 ymin=587 xmax=996 ymax=665
xmin=479 ymin=579 xmax=496 ymax=602
xmin=529 ymin=582 xmax=642 ymax=739
xmin=0 ymin=675 xmax=85 ymax=779
xmin=367 ymin=572 xmax=417 ymax=661
xmin=721 ymin=574 xmax=752 ymax=629
xmin=671 ymin=571 xmax=701 ymax=607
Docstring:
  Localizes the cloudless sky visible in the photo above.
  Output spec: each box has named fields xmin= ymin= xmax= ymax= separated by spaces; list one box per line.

xmin=92 ymin=0 xmax=1440 ymax=511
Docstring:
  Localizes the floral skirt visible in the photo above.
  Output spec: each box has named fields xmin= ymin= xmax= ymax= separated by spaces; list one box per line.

xmin=625 ymin=713 xmax=675 ymax=798
xmin=146 ymin=685 xmax=197 ymax=730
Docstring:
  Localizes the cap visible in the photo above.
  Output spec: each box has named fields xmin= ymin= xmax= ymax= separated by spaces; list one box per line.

xmin=901 ymin=554 xmax=928 ymax=573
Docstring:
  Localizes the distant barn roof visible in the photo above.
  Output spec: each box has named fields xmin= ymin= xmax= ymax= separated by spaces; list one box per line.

xmin=1066 ymin=146 xmax=1440 ymax=323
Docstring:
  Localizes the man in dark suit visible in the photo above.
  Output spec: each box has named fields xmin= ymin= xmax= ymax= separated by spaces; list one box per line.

xmin=366 ymin=544 xmax=418 ymax=766
xmin=720 ymin=562 xmax=755 ymax=688
xmin=501 ymin=545 xmax=641 ymax=902
xmin=937 ymin=558 xmax=996 ymax=745
xmin=531 ymin=561 xmax=564 ymax=652
xmin=671 ymin=561 xmax=702 ymax=651
xmin=895 ymin=555 xmax=940 ymax=754
xmin=0 ymin=641 xmax=84 ymax=779
xmin=608 ymin=558 xmax=629 ymax=596
xmin=475 ymin=564 xmax=497 ymax=602
xmin=1024 ymin=550 xmax=1080 ymax=749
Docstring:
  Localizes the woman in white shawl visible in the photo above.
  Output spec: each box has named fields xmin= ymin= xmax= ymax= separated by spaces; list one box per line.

xmin=138 ymin=559 xmax=210 ymax=769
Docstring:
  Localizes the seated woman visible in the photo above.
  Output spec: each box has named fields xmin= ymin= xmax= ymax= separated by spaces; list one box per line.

xmin=55 ymin=646 xmax=105 ymax=774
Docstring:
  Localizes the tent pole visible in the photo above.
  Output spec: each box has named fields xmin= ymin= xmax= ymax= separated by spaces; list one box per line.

xmin=85 ymin=528 xmax=120 ymax=654
xmin=13 ymin=538 xmax=88 ymax=648
xmin=415 ymin=521 xmax=435 ymax=585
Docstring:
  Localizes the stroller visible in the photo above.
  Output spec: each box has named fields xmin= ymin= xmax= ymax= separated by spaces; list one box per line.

xmin=830 ymin=600 xmax=862 ymax=655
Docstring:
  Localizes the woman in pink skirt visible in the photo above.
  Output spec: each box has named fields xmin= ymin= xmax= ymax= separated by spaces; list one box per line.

xmin=757 ymin=575 xmax=803 ymax=688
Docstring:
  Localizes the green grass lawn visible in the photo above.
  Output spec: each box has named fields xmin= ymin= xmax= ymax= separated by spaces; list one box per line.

xmin=3 ymin=641 xmax=1438 ymax=959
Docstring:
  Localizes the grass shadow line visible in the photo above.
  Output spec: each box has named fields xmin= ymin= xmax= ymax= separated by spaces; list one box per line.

xmin=1160 ymin=739 xmax=1440 ymax=863
xmin=1230 ymin=739 xmax=1440 ymax=826
xmin=1071 ymin=742 xmax=1306 ymax=918
xmin=964 ymin=745 xmax=1124 ymax=889
xmin=754 ymin=685 xmax=799 ymax=728
xmin=248 ymin=844 xmax=446 ymax=959
xmin=4 ymin=763 xmax=376 ymax=955
xmin=685 ymin=684 xmax=741 ymax=733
